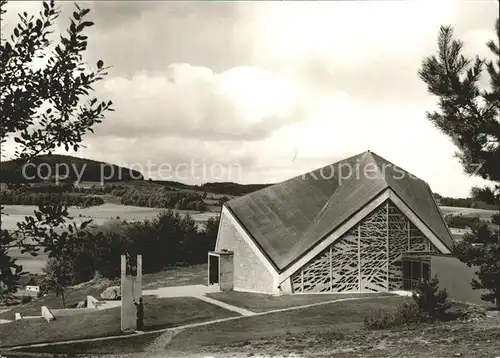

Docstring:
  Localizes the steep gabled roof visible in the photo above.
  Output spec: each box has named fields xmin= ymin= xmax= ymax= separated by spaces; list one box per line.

xmin=225 ymin=151 xmax=454 ymax=272
xmin=25 ymin=278 xmax=38 ymax=286
xmin=19 ymin=276 xmax=39 ymax=287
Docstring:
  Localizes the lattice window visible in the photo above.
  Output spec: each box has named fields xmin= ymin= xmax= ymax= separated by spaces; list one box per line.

xmin=360 ymin=205 xmax=388 ymax=292
xmin=291 ymin=269 xmax=302 ymax=293
xmin=387 ymin=203 xmax=409 ymax=290
xmin=409 ymin=222 xmax=439 ymax=252
xmin=291 ymin=229 xmax=359 ymax=293
xmin=290 ymin=199 xmax=440 ymax=293
xmin=302 ymin=249 xmax=331 ymax=292
xmin=331 ymin=230 xmax=359 ymax=292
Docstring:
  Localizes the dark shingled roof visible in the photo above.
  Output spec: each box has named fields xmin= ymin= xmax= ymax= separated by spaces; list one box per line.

xmin=19 ymin=276 xmax=39 ymax=287
xmin=225 ymin=151 xmax=454 ymax=272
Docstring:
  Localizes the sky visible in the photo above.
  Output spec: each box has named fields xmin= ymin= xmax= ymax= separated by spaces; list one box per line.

xmin=2 ymin=0 xmax=499 ymax=197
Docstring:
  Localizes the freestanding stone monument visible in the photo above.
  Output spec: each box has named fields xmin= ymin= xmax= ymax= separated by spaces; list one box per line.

xmin=121 ymin=254 xmax=142 ymax=332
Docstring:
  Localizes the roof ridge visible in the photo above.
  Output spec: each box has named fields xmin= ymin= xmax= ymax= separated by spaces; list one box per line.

xmin=367 ymin=151 xmax=388 ymax=185
xmin=298 ymin=152 xmax=367 ymax=240
xmin=226 ymin=152 xmax=365 ymax=206
xmin=297 ymin=152 xmax=372 ymax=251
xmin=370 ymin=151 xmax=421 ymax=182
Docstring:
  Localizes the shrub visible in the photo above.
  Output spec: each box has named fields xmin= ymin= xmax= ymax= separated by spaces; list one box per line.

xmin=445 ymin=214 xmax=481 ymax=229
xmin=364 ymin=301 xmax=421 ymax=330
xmin=364 ymin=308 xmax=395 ymax=330
xmin=492 ymin=212 xmax=500 ymax=226
xmin=393 ymin=301 xmax=420 ymax=326
xmin=412 ymin=275 xmax=450 ymax=322
xmin=21 ymin=295 xmax=32 ymax=304
xmin=457 ymin=305 xmax=488 ymax=322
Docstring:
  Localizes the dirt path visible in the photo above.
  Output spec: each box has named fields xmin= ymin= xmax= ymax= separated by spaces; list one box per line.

xmin=194 ymin=295 xmax=255 ymax=316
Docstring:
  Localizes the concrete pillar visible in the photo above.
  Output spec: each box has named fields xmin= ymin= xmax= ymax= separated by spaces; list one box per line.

xmin=219 ymin=252 xmax=234 ymax=291
xmin=121 ymin=254 xmax=142 ymax=332
xmin=135 ymin=255 xmax=142 ymax=302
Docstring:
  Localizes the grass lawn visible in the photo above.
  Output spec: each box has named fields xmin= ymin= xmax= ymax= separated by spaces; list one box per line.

xmin=0 ymin=296 xmax=238 ymax=348
xmin=0 ymin=279 xmax=116 ymax=320
xmin=165 ymin=298 xmax=500 ymax=358
xmin=206 ymin=291 xmax=394 ymax=312
xmin=25 ymin=296 xmax=403 ymax=355
xmin=0 ymin=308 xmax=123 ymax=348
xmin=166 ymin=296 xmax=404 ymax=354
xmin=0 ymin=264 xmax=207 ymax=321
xmin=141 ymin=295 xmax=238 ymax=332
xmin=142 ymin=264 xmax=207 ymax=290
xmin=10 ymin=297 xmax=500 ymax=357
xmin=15 ymin=331 xmax=166 ymax=355
xmin=13 ymin=295 xmax=403 ymax=355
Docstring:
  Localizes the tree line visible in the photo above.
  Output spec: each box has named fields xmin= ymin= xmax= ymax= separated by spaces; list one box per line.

xmin=437 ymin=196 xmax=498 ymax=210
xmin=0 ymin=191 xmax=104 ymax=207
xmin=445 ymin=213 xmax=500 ymax=229
xmin=119 ymin=188 xmax=206 ymax=211
xmin=1 ymin=183 xmax=210 ymax=211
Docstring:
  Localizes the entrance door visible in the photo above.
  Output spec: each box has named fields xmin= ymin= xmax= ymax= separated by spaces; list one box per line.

xmin=402 ymin=259 xmax=430 ymax=290
xmin=209 ymin=255 xmax=219 ymax=285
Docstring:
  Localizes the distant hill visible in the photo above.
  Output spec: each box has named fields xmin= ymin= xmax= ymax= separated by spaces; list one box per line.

xmin=151 ymin=180 xmax=273 ymax=196
xmin=201 ymin=182 xmax=272 ymax=196
xmin=0 ymin=154 xmax=144 ymax=183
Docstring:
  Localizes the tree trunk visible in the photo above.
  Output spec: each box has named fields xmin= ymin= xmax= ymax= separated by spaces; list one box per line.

xmin=61 ymin=290 xmax=66 ymax=308
xmin=496 ymin=291 xmax=500 ymax=310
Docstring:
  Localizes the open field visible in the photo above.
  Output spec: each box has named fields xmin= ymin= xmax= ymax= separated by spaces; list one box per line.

xmin=1 ymin=204 xmax=220 ymax=230
xmin=8 ymin=250 xmax=48 ymax=276
xmin=0 ymin=296 xmax=238 ymax=348
xmin=439 ymin=206 xmax=498 ymax=221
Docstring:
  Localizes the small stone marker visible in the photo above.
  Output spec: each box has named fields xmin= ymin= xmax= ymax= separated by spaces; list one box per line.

xmin=41 ymin=306 xmax=55 ymax=322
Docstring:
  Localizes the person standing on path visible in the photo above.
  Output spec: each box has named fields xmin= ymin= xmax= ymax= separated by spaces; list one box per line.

xmin=134 ymin=297 xmax=144 ymax=331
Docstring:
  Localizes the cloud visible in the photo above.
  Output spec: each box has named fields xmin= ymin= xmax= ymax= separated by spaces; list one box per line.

xmin=94 ymin=64 xmax=303 ymax=141
xmin=82 ymin=1 xmax=250 ymax=77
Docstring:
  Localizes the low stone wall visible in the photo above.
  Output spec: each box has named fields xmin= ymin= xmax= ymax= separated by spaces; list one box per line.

xmin=51 ymin=308 xmax=94 ymax=317
xmin=430 ymin=255 xmax=495 ymax=308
